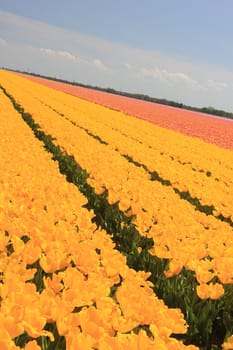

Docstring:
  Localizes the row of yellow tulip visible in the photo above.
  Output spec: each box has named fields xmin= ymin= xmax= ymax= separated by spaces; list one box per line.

xmin=0 ymin=77 xmax=197 ymax=349
xmin=1 ymin=71 xmax=232 ymax=301
xmin=20 ymin=76 xmax=233 ymax=221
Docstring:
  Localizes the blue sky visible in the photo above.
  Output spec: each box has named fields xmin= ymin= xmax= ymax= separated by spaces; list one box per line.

xmin=1 ymin=0 xmax=233 ymax=111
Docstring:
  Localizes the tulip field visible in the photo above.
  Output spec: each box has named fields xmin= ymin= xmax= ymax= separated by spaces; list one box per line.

xmin=19 ymin=73 xmax=233 ymax=151
xmin=0 ymin=69 xmax=233 ymax=350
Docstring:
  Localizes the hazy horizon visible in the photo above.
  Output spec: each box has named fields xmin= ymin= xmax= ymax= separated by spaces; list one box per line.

xmin=1 ymin=1 xmax=233 ymax=112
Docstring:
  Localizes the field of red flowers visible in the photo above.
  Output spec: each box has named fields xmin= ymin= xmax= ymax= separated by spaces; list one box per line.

xmin=20 ymin=74 xmax=233 ymax=151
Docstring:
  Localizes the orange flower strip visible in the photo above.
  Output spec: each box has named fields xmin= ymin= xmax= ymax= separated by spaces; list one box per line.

xmin=0 ymin=77 xmax=197 ymax=348
xmin=1 ymin=70 xmax=232 ymax=295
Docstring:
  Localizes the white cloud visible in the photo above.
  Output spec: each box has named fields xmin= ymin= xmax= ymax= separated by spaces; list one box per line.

xmin=93 ymin=58 xmax=108 ymax=70
xmin=58 ymin=50 xmax=76 ymax=61
xmin=40 ymin=48 xmax=76 ymax=61
xmin=140 ymin=66 xmax=204 ymax=90
xmin=40 ymin=48 xmax=55 ymax=56
xmin=141 ymin=67 xmax=166 ymax=83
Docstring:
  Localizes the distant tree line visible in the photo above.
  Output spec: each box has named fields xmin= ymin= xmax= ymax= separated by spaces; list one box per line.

xmin=4 ymin=67 xmax=233 ymax=121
